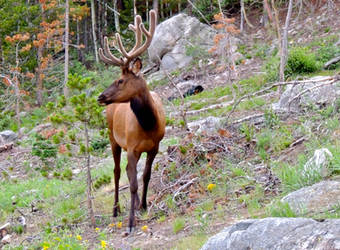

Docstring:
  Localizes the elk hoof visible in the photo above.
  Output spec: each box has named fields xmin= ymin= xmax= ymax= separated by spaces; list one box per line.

xmin=127 ymin=226 xmax=135 ymax=234
xmin=139 ymin=202 xmax=147 ymax=211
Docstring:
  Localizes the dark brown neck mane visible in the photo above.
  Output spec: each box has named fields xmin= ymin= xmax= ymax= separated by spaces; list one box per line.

xmin=130 ymin=91 xmax=157 ymax=131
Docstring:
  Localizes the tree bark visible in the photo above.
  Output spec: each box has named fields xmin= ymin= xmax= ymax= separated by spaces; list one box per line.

xmin=36 ymin=45 xmax=43 ymax=106
xmin=14 ymin=43 xmax=21 ymax=131
xmin=113 ymin=0 xmax=120 ymax=33
xmin=279 ymin=0 xmax=294 ymax=86
xmin=90 ymin=0 xmax=99 ymax=63
xmin=84 ymin=121 xmax=96 ymax=227
xmin=133 ymin=0 xmax=137 ymax=17
xmin=153 ymin=0 xmax=159 ymax=20
xmin=240 ymin=0 xmax=244 ymax=32
xmin=63 ymin=0 xmax=70 ymax=98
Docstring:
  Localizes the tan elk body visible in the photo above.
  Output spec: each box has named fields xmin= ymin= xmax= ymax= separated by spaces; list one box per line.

xmin=97 ymin=10 xmax=165 ymax=232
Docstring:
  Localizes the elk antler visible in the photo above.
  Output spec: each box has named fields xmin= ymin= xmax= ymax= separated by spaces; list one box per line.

xmin=98 ymin=10 xmax=157 ymax=67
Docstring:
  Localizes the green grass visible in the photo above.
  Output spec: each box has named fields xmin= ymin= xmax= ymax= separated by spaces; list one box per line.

xmin=265 ymin=201 xmax=297 ymax=217
xmin=172 ymin=233 xmax=208 ymax=250
xmin=173 ymin=217 xmax=186 ymax=234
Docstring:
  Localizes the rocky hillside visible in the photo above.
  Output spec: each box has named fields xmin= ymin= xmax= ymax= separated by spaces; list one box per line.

xmin=1 ymin=3 xmax=340 ymax=250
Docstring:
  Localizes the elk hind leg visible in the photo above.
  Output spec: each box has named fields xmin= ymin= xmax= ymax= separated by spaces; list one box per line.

xmin=140 ymin=148 xmax=158 ymax=210
xmin=112 ymin=143 xmax=121 ymax=217
xmin=127 ymin=151 xmax=141 ymax=232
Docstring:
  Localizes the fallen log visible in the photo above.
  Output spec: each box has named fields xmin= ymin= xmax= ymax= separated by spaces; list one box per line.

xmin=324 ymin=55 xmax=340 ymax=69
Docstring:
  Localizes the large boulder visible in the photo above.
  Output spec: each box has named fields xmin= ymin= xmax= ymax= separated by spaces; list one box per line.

xmin=148 ymin=13 xmax=216 ymax=71
xmin=0 ymin=130 xmax=18 ymax=144
xmin=272 ymin=76 xmax=340 ymax=112
xmin=281 ymin=180 xmax=340 ymax=216
xmin=201 ymin=218 xmax=340 ymax=250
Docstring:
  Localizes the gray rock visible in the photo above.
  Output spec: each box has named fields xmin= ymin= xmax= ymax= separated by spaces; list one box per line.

xmin=272 ymin=76 xmax=340 ymax=112
xmin=148 ymin=13 xmax=216 ymax=71
xmin=0 ymin=130 xmax=18 ymax=143
xmin=281 ymin=181 xmax=340 ymax=216
xmin=188 ymin=116 xmax=223 ymax=134
xmin=302 ymin=148 xmax=333 ymax=178
xmin=201 ymin=218 xmax=340 ymax=250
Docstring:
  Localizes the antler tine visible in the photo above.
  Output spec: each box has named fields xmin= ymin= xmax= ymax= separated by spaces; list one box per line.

xmin=129 ymin=15 xmax=143 ymax=54
xmin=115 ymin=33 xmax=130 ymax=59
xmin=126 ymin=10 xmax=157 ymax=59
xmin=100 ymin=37 xmax=125 ymax=66
xmin=98 ymin=10 xmax=157 ymax=67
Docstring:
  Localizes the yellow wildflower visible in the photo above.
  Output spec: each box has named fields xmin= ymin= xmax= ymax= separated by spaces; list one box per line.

xmin=207 ymin=183 xmax=216 ymax=192
xmin=43 ymin=245 xmax=49 ymax=250
xmin=95 ymin=227 xmax=100 ymax=232
xmin=117 ymin=222 xmax=122 ymax=229
xmin=76 ymin=235 xmax=82 ymax=241
xmin=141 ymin=225 xmax=148 ymax=232
xmin=101 ymin=240 xmax=107 ymax=248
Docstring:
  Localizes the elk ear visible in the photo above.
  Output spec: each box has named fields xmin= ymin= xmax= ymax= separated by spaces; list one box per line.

xmin=130 ymin=58 xmax=142 ymax=75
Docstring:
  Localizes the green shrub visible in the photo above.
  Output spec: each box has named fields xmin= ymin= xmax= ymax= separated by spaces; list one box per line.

xmin=32 ymin=134 xmax=58 ymax=160
xmin=286 ymin=47 xmax=319 ymax=76
xmin=91 ymin=137 xmax=109 ymax=153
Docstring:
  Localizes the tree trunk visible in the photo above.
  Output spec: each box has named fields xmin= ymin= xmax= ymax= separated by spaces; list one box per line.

xmin=113 ymin=0 xmax=120 ymax=33
xmin=279 ymin=0 xmax=294 ymax=87
xmin=84 ymin=121 xmax=96 ymax=227
xmin=90 ymin=0 xmax=99 ymax=63
xmin=153 ymin=0 xmax=159 ymax=20
xmin=133 ymin=0 xmax=137 ymax=17
xmin=240 ymin=0 xmax=244 ymax=32
xmin=146 ymin=0 xmax=149 ymax=22
xmin=84 ymin=17 xmax=89 ymax=54
xmin=36 ymin=46 xmax=43 ymax=106
xmin=63 ymin=0 xmax=70 ymax=97
xmin=160 ymin=0 xmax=164 ymax=19
xmin=77 ymin=19 xmax=84 ymax=62
xmin=104 ymin=2 xmax=107 ymax=36
xmin=14 ymin=44 xmax=21 ymax=132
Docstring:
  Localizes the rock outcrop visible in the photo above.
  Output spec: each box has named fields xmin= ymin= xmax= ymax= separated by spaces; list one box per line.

xmin=281 ymin=180 xmax=340 ymax=216
xmin=148 ymin=13 xmax=216 ymax=71
xmin=201 ymin=218 xmax=340 ymax=250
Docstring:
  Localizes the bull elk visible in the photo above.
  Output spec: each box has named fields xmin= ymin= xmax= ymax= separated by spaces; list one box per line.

xmin=97 ymin=10 xmax=165 ymax=232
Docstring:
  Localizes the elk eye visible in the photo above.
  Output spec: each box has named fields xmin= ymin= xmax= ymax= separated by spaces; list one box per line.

xmin=117 ymin=79 xmax=124 ymax=84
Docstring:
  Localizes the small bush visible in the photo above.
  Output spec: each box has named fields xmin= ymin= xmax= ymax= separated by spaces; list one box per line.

xmin=286 ymin=47 xmax=319 ymax=76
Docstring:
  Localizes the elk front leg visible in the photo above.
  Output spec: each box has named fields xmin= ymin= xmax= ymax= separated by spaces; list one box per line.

xmin=140 ymin=148 xmax=158 ymax=210
xmin=112 ymin=144 xmax=121 ymax=217
xmin=127 ymin=151 xmax=141 ymax=232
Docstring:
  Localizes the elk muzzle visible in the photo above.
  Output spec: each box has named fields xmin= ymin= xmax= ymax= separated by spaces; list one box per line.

xmin=97 ymin=93 xmax=109 ymax=105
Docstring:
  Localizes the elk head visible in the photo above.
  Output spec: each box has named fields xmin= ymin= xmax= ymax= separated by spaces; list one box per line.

xmin=97 ymin=10 xmax=156 ymax=105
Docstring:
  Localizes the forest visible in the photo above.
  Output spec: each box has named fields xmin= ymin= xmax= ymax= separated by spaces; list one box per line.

xmin=0 ymin=0 xmax=340 ymax=249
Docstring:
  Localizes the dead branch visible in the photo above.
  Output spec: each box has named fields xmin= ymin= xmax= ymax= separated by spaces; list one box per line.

xmin=287 ymin=78 xmax=339 ymax=109
xmin=225 ymin=75 xmax=339 ymax=124
xmin=172 ymin=177 xmax=198 ymax=204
